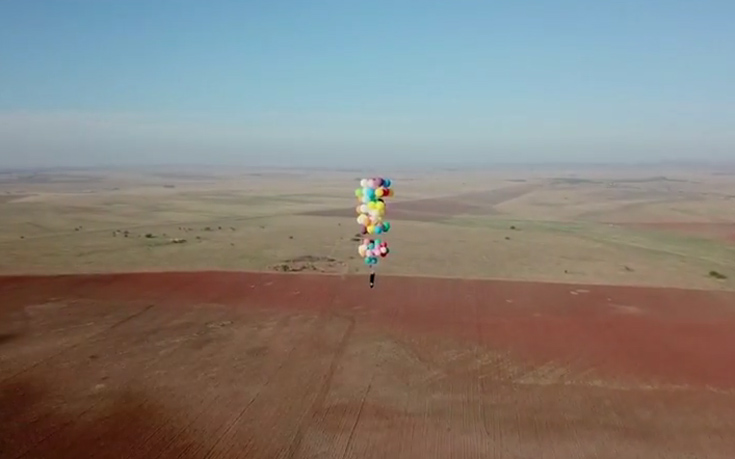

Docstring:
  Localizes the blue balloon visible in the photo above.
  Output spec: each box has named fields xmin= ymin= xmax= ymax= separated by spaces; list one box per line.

xmin=384 ymin=178 xmax=391 ymax=188
xmin=364 ymin=257 xmax=371 ymax=265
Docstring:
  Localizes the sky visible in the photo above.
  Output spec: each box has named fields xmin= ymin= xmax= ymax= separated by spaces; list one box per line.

xmin=1 ymin=0 xmax=734 ymax=168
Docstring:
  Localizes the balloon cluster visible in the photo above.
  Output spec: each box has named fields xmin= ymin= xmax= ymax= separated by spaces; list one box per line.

xmin=358 ymin=238 xmax=390 ymax=265
xmin=355 ymin=177 xmax=393 ymax=235
xmin=355 ymin=177 xmax=393 ymax=265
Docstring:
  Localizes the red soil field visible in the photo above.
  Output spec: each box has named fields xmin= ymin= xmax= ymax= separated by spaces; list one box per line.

xmin=2 ymin=272 xmax=735 ymax=458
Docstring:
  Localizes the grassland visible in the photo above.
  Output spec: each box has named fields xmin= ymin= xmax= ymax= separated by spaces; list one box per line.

xmin=1 ymin=165 xmax=733 ymax=290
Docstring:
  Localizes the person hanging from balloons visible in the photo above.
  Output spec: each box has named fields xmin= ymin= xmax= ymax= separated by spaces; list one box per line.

xmin=355 ymin=177 xmax=393 ymax=288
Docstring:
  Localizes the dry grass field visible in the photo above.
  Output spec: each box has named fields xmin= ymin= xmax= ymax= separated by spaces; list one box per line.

xmin=2 ymin=164 xmax=735 ymax=458
xmin=1 ymin=165 xmax=733 ymax=289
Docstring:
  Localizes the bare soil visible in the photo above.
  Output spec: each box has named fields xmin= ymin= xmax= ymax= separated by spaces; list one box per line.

xmin=2 ymin=272 xmax=735 ymax=458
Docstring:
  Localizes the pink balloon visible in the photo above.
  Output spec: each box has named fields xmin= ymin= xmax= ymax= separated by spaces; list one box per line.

xmin=375 ymin=177 xmax=384 ymax=187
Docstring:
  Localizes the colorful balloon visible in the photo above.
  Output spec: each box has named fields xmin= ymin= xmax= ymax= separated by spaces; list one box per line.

xmin=355 ymin=178 xmax=393 ymax=267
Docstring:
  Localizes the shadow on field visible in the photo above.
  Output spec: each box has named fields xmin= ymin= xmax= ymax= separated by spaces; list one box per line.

xmin=0 ymin=308 xmax=29 ymax=346
xmin=0 ymin=377 xmax=203 ymax=459
xmin=0 ymin=333 xmax=23 ymax=346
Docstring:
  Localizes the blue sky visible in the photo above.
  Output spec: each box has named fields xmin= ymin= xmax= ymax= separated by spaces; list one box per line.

xmin=1 ymin=0 xmax=733 ymax=167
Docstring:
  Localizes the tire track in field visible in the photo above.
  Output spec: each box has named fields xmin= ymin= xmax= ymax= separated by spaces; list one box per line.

xmin=388 ymin=278 xmax=435 ymax=459
xmin=216 ymin=315 xmax=350 ymax=458
xmin=12 ymin=287 xmax=263 ymax=459
xmin=1 ymin=303 xmax=155 ymax=384
xmin=134 ymin=316 xmax=295 ymax=458
xmin=202 ymin=276 xmax=348 ymax=458
xmin=5 ymin=304 xmax=203 ymax=459
xmin=192 ymin=313 xmax=303 ymax=459
xmin=463 ymin=279 xmax=490 ymax=458
xmin=131 ymin=313 xmax=294 ymax=459
xmin=291 ymin=277 xmax=401 ymax=458
xmin=340 ymin=379 xmax=373 ymax=459
xmin=282 ymin=311 xmax=356 ymax=458
xmin=273 ymin=271 xmax=351 ymax=458
xmin=338 ymin=331 xmax=392 ymax=459
xmin=10 ymin=306 xmax=237 ymax=459
xmin=0 ymin=300 xmax=137 ymax=375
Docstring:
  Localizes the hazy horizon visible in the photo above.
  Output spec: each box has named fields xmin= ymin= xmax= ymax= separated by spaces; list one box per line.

xmin=1 ymin=1 xmax=733 ymax=168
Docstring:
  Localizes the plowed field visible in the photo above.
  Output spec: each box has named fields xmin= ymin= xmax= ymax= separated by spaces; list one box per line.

xmin=2 ymin=272 xmax=735 ymax=458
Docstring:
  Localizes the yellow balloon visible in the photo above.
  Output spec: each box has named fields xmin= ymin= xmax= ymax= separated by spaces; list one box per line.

xmin=356 ymin=205 xmax=362 ymax=214
xmin=367 ymin=225 xmax=375 ymax=234
xmin=376 ymin=188 xmax=384 ymax=197
xmin=377 ymin=201 xmax=385 ymax=210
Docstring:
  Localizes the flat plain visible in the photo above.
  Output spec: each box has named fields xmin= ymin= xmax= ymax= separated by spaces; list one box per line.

xmin=1 ymin=165 xmax=735 ymax=458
